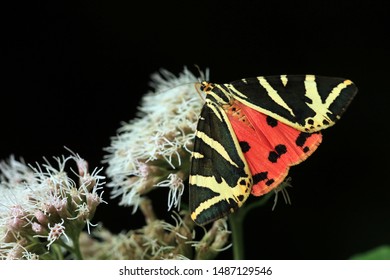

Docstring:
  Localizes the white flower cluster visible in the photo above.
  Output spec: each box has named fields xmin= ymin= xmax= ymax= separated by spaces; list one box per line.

xmin=0 ymin=151 xmax=105 ymax=259
xmin=104 ymin=67 xmax=208 ymax=212
xmin=0 ymin=68 xmax=234 ymax=260
xmin=78 ymin=199 xmax=231 ymax=260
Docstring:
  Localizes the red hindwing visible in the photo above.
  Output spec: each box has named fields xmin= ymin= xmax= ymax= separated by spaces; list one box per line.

xmin=224 ymin=100 xmax=323 ymax=196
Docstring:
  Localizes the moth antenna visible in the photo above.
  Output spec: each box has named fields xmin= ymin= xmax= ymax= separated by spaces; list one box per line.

xmin=194 ymin=64 xmax=210 ymax=82
xmin=194 ymin=82 xmax=206 ymax=102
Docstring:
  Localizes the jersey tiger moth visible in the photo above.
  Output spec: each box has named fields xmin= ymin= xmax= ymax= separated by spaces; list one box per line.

xmin=189 ymin=74 xmax=357 ymax=225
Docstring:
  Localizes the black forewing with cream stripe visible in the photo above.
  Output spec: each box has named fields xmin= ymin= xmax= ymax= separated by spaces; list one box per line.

xmin=189 ymin=98 xmax=252 ymax=226
xmin=218 ymin=75 xmax=357 ymax=133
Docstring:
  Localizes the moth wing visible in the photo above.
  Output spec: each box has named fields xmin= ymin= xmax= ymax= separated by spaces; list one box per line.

xmin=226 ymin=100 xmax=322 ymax=196
xmin=189 ymin=99 xmax=252 ymax=225
xmin=227 ymin=75 xmax=357 ymax=133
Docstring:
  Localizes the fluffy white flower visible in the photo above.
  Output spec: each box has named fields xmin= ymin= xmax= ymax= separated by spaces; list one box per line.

xmin=0 ymin=151 xmax=105 ymax=259
xmin=104 ymin=67 xmax=208 ymax=211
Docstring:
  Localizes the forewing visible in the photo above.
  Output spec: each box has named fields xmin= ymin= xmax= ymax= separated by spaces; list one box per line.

xmin=189 ymin=99 xmax=252 ymax=225
xmin=224 ymin=75 xmax=357 ymax=133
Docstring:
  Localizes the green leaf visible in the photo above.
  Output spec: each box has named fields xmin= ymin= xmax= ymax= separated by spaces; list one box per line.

xmin=350 ymin=245 xmax=390 ymax=260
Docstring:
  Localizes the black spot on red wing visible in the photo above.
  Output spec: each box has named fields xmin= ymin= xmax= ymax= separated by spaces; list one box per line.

xmin=296 ymin=132 xmax=311 ymax=147
xmin=268 ymin=151 xmax=279 ymax=163
xmin=266 ymin=179 xmax=275 ymax=186
xmin=275 ymin=144 xmax=287 ymax=155
xmin=253 ymin=172 xmax=275 ymax=188
xmin=268 ymin=144 xmax=287 ymax=163
xmin=239 ymin=141 xmax=251 ymax=153
xmin=303 ymin=146 xmax=309 ymax=153
xmin=266 ymin=116 xmax=278 ymax=127
xmin=253 ymin=172 xmax=268 ymax=185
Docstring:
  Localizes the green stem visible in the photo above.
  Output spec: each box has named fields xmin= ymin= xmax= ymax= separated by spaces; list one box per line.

xmin=51 ymin=244 xmax=64 ymax=260
xmin=68 ymin=228 xmax=84 ymax=260
xmin=228 ymin=193 xmax=274 ymax=260
xmin=71 ymin=234 xmax=83 ymax=260
xmin=55 ymin=228 xmax=84 ymax=260
xmin=228 ymin=210 xmax=245 ymax=260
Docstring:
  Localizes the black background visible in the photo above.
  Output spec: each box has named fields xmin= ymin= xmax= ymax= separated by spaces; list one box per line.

xmin=2 ymin=1 xmax=389 ymax=259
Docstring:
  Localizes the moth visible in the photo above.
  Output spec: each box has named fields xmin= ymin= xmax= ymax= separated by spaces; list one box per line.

xmin=189 ymin=74 xmax=357 ymax=225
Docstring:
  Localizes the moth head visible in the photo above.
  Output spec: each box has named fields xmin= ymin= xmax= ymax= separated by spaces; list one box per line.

xmin=198 ymin=81 xmax=214 ymax=92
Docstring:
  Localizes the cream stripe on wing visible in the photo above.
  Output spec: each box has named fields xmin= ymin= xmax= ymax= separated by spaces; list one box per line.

xmin=304 ymin=75 xmax=333 ymax=128
xmin=280 ymin=75 xmax=288 ymax=87
xmin=189 ymin=175 xmax=243 ymax=219
xmin=325 ymin=79 xmax=353 ymax=107
xmin=304 ymin=75 xmax=322 ymax=104
xmin=257 ymin=76 xmax=296 ymax=117
xmin=195 ymin=131 xmax=239 ymax=168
